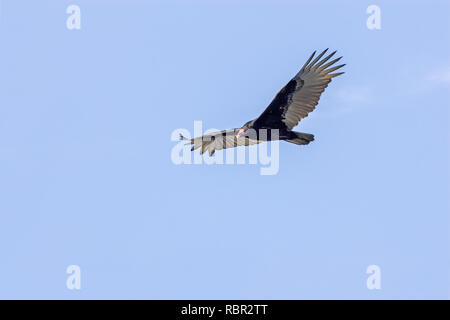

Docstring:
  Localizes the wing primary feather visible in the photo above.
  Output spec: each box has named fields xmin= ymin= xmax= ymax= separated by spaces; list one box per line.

xmin=324 ymin=64 xmax=346 ymax=74
xmin=307 ymin=48 xmax=328 ymax=70
xmin=317 ymin=56 xmax=342 ymax=72
xmin=300 ymin=51 xmax=316 ymax=71
xmin=200 ymin=143 xmax=207 ymax=155
xmin=326 ymin=72 xmax=345 ymax=79
xmin=314 ymin=50 xmax=337 ymax=69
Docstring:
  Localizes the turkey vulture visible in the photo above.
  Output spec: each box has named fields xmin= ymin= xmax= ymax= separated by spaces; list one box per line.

xmin=181 ymin=49 xmax=345 ymax=156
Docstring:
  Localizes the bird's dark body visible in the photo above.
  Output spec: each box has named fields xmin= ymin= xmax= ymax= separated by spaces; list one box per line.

xmin=251 ymin=128 xmax=297 ymax=142
xmin=253 ymin=79 xmax=300 ymax=131
xmin=211 ymin=127 xmax=294 ymax=141
xmin=241 ymin=78 xmax=304 ymax=142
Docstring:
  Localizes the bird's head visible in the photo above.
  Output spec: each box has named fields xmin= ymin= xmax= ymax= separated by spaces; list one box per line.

xmin=236 ymin=120 xmax=254 ymax=138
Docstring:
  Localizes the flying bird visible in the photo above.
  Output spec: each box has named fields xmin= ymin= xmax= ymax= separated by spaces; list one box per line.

xmin=181 ymin=49 xmax=345 ymax=156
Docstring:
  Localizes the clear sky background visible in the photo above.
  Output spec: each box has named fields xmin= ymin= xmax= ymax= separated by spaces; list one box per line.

xmin=0 ymin=0 xmax=449 ymax=299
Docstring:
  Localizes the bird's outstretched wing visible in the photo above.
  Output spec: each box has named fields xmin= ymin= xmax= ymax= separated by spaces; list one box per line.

xmin=254 ymin=49 xmax=345 ymax=130
xmin=180 ymin=129 xmax=262 ymax=156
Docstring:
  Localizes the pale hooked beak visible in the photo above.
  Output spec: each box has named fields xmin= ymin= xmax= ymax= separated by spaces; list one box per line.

xmin=236 ymin=128 xmax=247 ymax=138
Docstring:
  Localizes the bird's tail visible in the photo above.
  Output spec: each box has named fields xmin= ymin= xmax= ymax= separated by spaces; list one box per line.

xmin=285 ymin=131 xmax=314 ymax=145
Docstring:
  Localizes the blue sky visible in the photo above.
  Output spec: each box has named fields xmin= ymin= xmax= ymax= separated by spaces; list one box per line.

xmin=0 ymin=0 xmax=449 ymax=299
